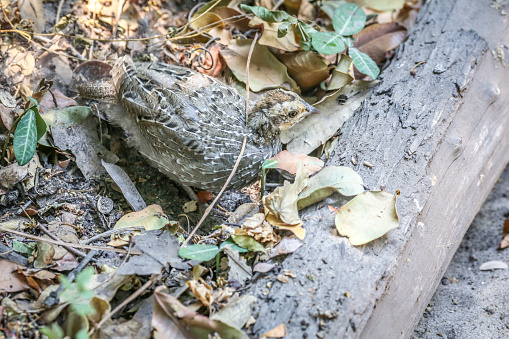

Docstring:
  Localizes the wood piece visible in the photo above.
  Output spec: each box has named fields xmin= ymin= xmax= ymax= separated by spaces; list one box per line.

xmin=246 ymin=0 xmax=509 ymax=337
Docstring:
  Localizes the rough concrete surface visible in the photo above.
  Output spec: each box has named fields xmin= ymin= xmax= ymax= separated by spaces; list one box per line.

xmin=413 ymin=165 xmax=509 ymax=338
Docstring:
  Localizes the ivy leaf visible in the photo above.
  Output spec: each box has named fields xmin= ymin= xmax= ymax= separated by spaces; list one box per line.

xmin=311 ymin=31 xmax=346 ymax=55
xmin=333 ymin=3 xmax=366 ymax=36
xmin=179 ymin=244 xmax=219 ymax=261
xmin=241 ymin=4 xmax=290 ymax=22
xmin=13 ymin=109 xmax=37 ymax=166
xmin=349 ymin=47 xmax=380 ymax=79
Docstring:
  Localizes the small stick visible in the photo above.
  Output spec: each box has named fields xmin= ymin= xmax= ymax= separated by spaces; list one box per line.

xmin=37 ymin=223 xmax=90 ymax=259
xmin=80 ymin=226 xmax=146 ymax=245
xmin=89 ymin=272 xmax=161 ymax=336
xmin=0 ymin=227 xmax=141 ymax=255
xmin=55 ymin=0 xmax=65 ymax=26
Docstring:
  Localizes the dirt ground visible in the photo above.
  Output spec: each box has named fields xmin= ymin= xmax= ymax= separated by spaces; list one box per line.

xmin=413 ymin=165 xmax=509 ymax=338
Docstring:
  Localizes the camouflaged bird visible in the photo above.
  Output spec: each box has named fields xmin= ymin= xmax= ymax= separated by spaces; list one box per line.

xmin=73 ymin=56 xmax=318 ymax=191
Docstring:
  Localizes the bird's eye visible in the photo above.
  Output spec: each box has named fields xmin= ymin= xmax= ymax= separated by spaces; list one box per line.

xmin=289 ymin=110 xmax=298 ymax=118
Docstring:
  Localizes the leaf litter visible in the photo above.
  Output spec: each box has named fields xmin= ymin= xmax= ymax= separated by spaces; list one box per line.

xmin=0 ymin=0 xmax=413 ymax=337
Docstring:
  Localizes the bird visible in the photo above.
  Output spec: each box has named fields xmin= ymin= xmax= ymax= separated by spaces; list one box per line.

xmin=73 ymin=56 xmax=318 ymax=191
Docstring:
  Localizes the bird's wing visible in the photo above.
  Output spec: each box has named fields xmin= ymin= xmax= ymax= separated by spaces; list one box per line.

xmin=112 ymin=57 xmax=248 ymax=159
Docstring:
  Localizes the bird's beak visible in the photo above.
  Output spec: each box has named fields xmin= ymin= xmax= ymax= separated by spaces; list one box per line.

xmin=304 ymin=103 xmax=320 ymax=116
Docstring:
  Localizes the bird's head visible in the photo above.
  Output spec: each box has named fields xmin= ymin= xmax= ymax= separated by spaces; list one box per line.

xmin=248 ymin=89 xmax=319 ymax=143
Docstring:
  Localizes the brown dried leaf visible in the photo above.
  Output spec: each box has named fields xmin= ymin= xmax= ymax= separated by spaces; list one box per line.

xmin=271 ymin=150 xmax=324 ymax=176
xmin=212 ymin=7 xmax=251 ymax=32
xmin=263 ymin=323 xmax=286 ymax=338
xmin=191 ymin=12 xmax=224 ymax=32
xmin=187 ymin=279 xmax=214 ymax=306
xmin=249 ymin=17 xmax=300 ymax=52
xmin=152 ymin=287 xmax=248 ymax=339
xmin=277 ymin=51 xmax=331 ymax=91
xmin=270 ymin=236 xmax=303 ymax=257
xmin=18 ymin=0 xmax=45 ymax=32
xmin=263 ymin=165 xmax=308 ymax=225
xmin=253 ymin=262 xmax=275 ymax=273
xmin=220 ymin=39 xmax=299 ymax=92
xmin=39 ymin=89 xmax=77 ymax=111
xmin=266 ymin=213 xmax=306 ymax=240
xmin=0 ymin=260 xmax=30 ymax=292
xmin=354 ymin=23 xmax=407 ymax=66
xmin=114 ymin=205 xmax=170 ymax=231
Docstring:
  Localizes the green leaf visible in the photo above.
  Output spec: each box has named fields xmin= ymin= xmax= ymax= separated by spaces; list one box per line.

xmin=40 ymin=323 xmax=65 ymax=339
xmin=277 ymin=21 xmax=291 ymax=38
xmin=335 ymin=191 xmax=399 ymax=245
xmin=262 ymin=158 xmax=278 ymax=170
xmin=296 ymin=22 xmax=318 ymax=51
xmin=320 ymin=1 xmax=347 ymax=20
xmin=179 ymin=244 xmax=219 ymax=261
xmin=240 ymin=4 xmax=290 ymax=22
xmin=311 ymin=31 xmax=346 ymax=55
xmin=75 ymin=267 xmax=94 ymax=290
xmin=349 ymin=47 xmax=380 ymax=79
xmin=12 ymin=240 xmax=35 ymax=257
xmin=33 ymin=107 xmax=47 ymax=140
xmin=76 ymin=329 xmax=90 ymax=339
xmin=231 ymin=234 xmax=267 ymax=254
xmin=333 ymin=3 xmax=366 ymax=36
xmin=297 ymin=166 xmax=364 ymax=210
xmin=13 ymin=109 xmax=37 ymax=166
xmin=219 ymin=238 xmax=249 ymax=253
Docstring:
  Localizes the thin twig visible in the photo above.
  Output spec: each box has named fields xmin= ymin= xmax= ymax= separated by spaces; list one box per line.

xmin=0 ymin=227 xmax=142 ymax=254
xmin=113 ymin=0 xmax=125 ymax=37
xmin=55 ymin=0 xmax=65 ymax=26
xmin=37 ymin=223 xmax=90 ymax=259
xmin=80 ymin=226 xmax=145 ymax=245
xmin=89 ymin=272 xmax=161 ymax=336
xmin=181 ymin=32 xmax=260 ymax=247
xmin=0 ymin=14 xmax=249 ymax=44
xmin=89 ymin=0 xmax=97 ymax=60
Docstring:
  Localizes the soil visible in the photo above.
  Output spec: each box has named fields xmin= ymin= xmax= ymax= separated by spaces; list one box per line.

xmin=413 ymin=165 xmax=509 ymax=338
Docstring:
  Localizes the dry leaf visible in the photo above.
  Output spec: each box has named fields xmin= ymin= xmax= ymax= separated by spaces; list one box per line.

xmin=335 ymin=191 xmax=399 ymax=246
xmin=272 ymin=150 xmax=324 ymax=175
xmin=253 ymin=262 xmax=276 ymax=273
xmin=262 ymin=323 xmax=286 ymax=338
xmin=281 ymin=81 xmax=375 ymax=154
xmin=152 ymin=287 xmax=248 ymax=339
xmin=266 ymin=213 xmax=306 ymax=240
xmin=183 ymin=200 xmax=198 ymax=213
xmin=327 ymin=55 xmax=353 ymax=91
xmin=249 ymin=17 xmax=300 ymax=52
xmin=18 ymin=0 xmax=45 ymax=32
xmin=479 ymin=261 xmax=508 ymax=271
xmin=263 ymin=165 xmax=308 ymax=225
xmin=277 ymin=51 xmax=331 ymax=91
xmin=297 ymin=166 xmax=365 ymax=210
xmin=0 ymin=260 xmax=30 ymax=292
xmin=270 ymin=236 xmax=303 ymax=257
xmin=220 ymin=39 xmax=299 ymax=92
xmin=187 ymin=279 xmax=214 ymax=306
